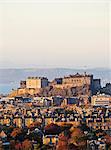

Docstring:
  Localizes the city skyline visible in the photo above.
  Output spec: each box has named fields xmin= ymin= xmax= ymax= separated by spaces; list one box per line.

xmin=0 ymin=2 xmax=111 ymax=149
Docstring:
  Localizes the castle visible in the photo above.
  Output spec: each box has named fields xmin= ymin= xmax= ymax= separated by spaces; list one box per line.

xmin=9 ymin=73 xmax=101 ymax=97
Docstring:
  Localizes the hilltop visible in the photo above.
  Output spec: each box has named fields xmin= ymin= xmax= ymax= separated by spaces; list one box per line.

xmin=0 ymin=68 xmax=111 ymax=94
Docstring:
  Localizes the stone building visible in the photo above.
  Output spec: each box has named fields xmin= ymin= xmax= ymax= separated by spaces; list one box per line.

xmin=20 ymin=81 xmax=26 ymax=89
xmin=26 ymin=77 xmax=48 ymax=89
xmin=62 ymin=73 xmax=93 ymax=88
xmin=92 ymin=79 xmax=101 ymax=94
xmin=51 ymin=73 xmax=101 ymax=96
xmin=100 ymin=83 xmax=111 ymax=95
xmin=50 ymin=78 xmax=63 ymax=86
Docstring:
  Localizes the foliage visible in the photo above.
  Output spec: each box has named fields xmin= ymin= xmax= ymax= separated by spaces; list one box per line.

xmin=60 ymin=123 xmax=73 ymax=132
xmin=22 ymin=139 xmax=33 ymax=150
xmin=105 ymin=134 xmax=111 ymax=145
xmin=11 ymin=128 xmax=22 ymax=138
xmin=56 ymin=132 xmax=69 ymax=150
xmin=45 ymin=123 xmax=61 ymax=135
xmin=56 ymin=127 xmax=87 ymax=150
xmin=28 ymin=121 xmax=41 ymax=130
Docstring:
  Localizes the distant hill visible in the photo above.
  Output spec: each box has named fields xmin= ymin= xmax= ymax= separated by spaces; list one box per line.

xmin=0 ymin=68 xmax=111 ymax=94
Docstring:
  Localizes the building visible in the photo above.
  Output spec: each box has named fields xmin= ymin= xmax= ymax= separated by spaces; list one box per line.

xmin=61 ymin=97 xmax=79 ymax=107
xmin=51 ymin=73 xmax=101 ymax=96
xmin=92 ymin=79 xmax=101 ymax=95
xmin=26 ymin=77 xmax=48 ymax=89
xmin=52 ymin=96 xmax=64 ymax=106
xmin=50 ymin=78 xmax=63 ymax=86
xmin=62 ymin=73 xmax=93 ymax=88
xmin=100 ymin=83 xmax=111 ymax=96
xmin=20 ymin=81 xmax=26 ymax=89
xmin=91 ymin=94 xmax=111 ymax=107
xmin=43 ymin=135 xmax=58 ymax=145
xmin=61 ymin=97 xmax=78 ymax=106
xmin=43 ymin=98 xmax=52 ymax=107
xmin=22 ymin=97 xmax=32 ymax=103
xmin=61 ymin=73 xmax=94 ymax=96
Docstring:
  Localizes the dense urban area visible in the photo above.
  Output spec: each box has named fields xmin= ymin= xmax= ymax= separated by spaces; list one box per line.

xmin=0 ymin=72 xmax=111 ymax=150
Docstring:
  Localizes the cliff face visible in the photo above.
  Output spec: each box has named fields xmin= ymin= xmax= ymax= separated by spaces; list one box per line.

xmin=38 ymin=85 xmax=91 ymax=97
xmin=8 ymin=88 xmax=40 ymax=97
xmin=8 ymin=84 xmax=91 ymax=98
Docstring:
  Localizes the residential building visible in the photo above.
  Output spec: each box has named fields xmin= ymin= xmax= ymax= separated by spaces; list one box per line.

xmin=91 ymin=94 xmax=111 ymax=106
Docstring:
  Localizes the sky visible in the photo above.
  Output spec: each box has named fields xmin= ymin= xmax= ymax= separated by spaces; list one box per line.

xmin=0 ymin=0 xmax=111 ymax=69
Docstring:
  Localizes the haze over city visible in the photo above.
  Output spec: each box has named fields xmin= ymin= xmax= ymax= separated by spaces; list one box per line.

xmin=0 ymin=0 xmax=111 ymax=69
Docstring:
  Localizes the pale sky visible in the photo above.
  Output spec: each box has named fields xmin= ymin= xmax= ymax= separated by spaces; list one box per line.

xmin=0 ymin=0 xmax=111 ymax=69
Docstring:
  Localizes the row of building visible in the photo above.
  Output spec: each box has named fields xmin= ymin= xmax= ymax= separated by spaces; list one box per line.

xmin=1 ymin=94 xmax=111 ymax=126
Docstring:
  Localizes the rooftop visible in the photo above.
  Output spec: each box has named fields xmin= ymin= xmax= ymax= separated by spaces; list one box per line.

xmin=64 ymin=72 xmax=93 ymax=79
xmin=27 ymin=77 xmax=48 ymax=79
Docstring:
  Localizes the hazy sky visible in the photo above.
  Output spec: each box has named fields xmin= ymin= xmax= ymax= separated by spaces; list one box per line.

xmin=0 ymin=0 xmax=110 ymax=69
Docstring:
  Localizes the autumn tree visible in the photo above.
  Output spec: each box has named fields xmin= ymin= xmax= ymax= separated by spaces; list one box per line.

xmin=69 ymin=127 xmax=87 ymax=150
xmin=105 ymin=134 xmax=111 ymax=149
xmin=44 ymin=123 xmax=61 ymax=135
xmin=56 ymin=131 xmax=69 ymax=150
xmin=11 ymin=128 xmax=22 ymax=138
xmin=15 ymin=141 xmax=22 ymax=150
xmin=22 ymin=139 xmax=33 ymax=150
xmin=28 ymin=121 xmax=41 ymax=130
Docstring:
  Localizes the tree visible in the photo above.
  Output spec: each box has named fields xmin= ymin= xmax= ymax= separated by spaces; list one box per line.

xmin=10 ymin=128 xmax=26 ymax=142
xmin=105 ymin=134 xmax=111 ymax=144
xmin=11 ymin=128 xmax=22 ymax=138
xmin=56 ymin=132 xmax=69 ymax=150
xmin=60 ymin=123 xmax=73 ymax=132
xmin=22 ymin=139 xmax=33 ymax=150
xmin=28 ymin=121 xmax=41 ymax=130
xmin=69 ymin=127 xmax=87 ymax=150
xmin=44 ymin=123 xmax=61 ymax=135
xmin=15 ymin=141 xmax=22 ymax=150
xmin=79 ymin=123 xmax=90 ymax=132
xmin=28 ymin=129 xmax=43 ymax=147
xmin=10 ymin=140 xmax=16 ymax=150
